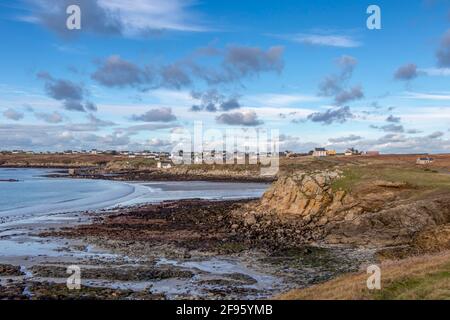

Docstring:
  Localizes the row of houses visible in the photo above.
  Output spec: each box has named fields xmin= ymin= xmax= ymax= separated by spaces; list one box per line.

xmin=71 ymin=149 xmax=171 ymax=158
xmin=0 ymin=149 xmax=171 ymax=159
xmin=1 ymin=149 xmax=435 ymax=166
xmin=309 ymin=148 xmax=435 ymax=165
xmin=169 ymin=150 xmax=277 ymax=165
xmin=311 ymin=148 xmax=380 ymax=157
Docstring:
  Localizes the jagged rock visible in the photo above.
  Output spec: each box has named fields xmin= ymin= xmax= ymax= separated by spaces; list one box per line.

xmin=235 ymin=169 xmax=450 ymax=248
xmin=243 ymin=213 xmax=257 ymax=226
xmin=259 ymin=170 xmax=344 ymax=219
xmin=317 ymin=217 xmax=328 ymax=226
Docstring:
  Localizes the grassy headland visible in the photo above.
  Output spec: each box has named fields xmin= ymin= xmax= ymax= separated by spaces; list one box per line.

xmin=277 ymin=251 xmax=450 ymax=300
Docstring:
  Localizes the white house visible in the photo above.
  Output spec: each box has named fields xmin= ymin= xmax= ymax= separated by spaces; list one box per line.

xmin=345 ymin=148 xmax=359 ymax=156
xmin=157 ymin=161 xmax=173 ymax=169
xmin=313 ymin=148 xmax=327 ymax=157
xmin=416 ymin=157 xmax=434 ymax=165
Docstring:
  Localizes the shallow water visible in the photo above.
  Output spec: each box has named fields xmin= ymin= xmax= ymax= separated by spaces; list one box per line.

xmin=0 ymin=169 xmax=373 ymax=300
xmin=0 ymin=168 xmax=136 ymax=218
xmin=0 ymin=168 xmax=269 ymax=222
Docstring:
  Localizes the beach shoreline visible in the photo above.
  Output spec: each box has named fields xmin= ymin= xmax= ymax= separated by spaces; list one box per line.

xmin=0 ymin=165 xmax=275 ymax=183
xmin=3 ymin=154 xmax=449 ymax=300
xmin=0 ymin=196 xmax=373 ymax=300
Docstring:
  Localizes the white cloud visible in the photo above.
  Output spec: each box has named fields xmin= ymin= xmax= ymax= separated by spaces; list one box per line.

xmin=279 ymin=33 xmax=361 ymax=48
xmin=250 ymin=107 xmax=313 ymax=118
xmin=419 ymin=68 xmax=450 ymax=76
xmin=150 ymin=89 xmax=196 ymax=105
xmin=402 ymin=91 xmax=450 ymax=101
xmin=400 ymin=107 xmax=450 ymax=120
xmin=25 ymin=0 xmax=208 ymax=38
xmin=244 ymin=93 xmax=321 ymax=107
xmin=98 ymin=0 xmax=208 ymax=33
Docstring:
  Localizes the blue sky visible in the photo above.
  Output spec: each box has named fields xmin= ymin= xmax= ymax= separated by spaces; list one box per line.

xmin=0 ymin=0 xmax=450 ymax=153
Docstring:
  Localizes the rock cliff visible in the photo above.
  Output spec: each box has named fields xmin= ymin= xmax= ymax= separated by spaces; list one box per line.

xmin=233 ymin=170 xmax=450 ymax=249
xmin=259 ymin=170 xmax=353 ymax=222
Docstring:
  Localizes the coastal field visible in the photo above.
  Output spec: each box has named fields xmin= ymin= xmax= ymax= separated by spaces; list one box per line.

xmin=278 ymin=250 xmax=450 ymax=300
xmin=1 ymin=153 xmax=450 ymax=300
xmin=2 ymin=0 xmax=450 ymax=307
xmin=2 ymin=152 xmax=450 ymax=178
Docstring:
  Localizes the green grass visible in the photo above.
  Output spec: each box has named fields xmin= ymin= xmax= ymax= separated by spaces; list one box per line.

xmin=277 ymin=252 xmax=450 ymax=300
xmin=331 ymin=166 xmax=450 ymax=192
xmin=380 ymin=168 xmax=450 ymax=189
xmin=110 ymin=158 xmax=157 ymax=169
xmin=331 ymin=167 xmax=365 ymax=192
xmin=129 ymin=158 xmax=157 ymax=167
xmin=373 ymin=263 xmax=450 ymax=300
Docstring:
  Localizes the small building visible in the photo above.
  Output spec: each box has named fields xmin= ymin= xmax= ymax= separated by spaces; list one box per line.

xmin=416 ymin=157 xmax=434 ymax=165
xmin=157 ymin=161 xmax=173 ymax=169
xmin=285 ymin=151 xmax=295 ymax=158
xmin=313 ymin=148 xmax=327 ymax=157
xmin=193 ymin=155 xmax=201 ymax=164
xmin=326 ymin=150 xmax=337 ymax=156
xmin=366 ymin=151 xmax=380 ymax=156
xmin=345 ymin=148 xmax=360 ymax=156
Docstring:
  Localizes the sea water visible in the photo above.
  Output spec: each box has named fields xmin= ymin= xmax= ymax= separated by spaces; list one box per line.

xmin=0 ymin=168 xmax=268 ymax=221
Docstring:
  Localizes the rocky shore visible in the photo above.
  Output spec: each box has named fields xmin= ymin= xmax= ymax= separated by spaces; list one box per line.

xmin=231 ymin=169 xmax=450 ymax=251
xmin=2 ymin=158 xmax=450 ymax=300
xmin=0 ymin=154 xmax=276 ymax=183
xmin=0 ymin=198 xmax=374 ymax=300
xmin=47 ymin=168 xmax=275 ymax=183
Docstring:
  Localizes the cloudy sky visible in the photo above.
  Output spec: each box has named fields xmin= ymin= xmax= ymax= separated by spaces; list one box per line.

xmin=1 ymin=0 xmax=450 ymax=153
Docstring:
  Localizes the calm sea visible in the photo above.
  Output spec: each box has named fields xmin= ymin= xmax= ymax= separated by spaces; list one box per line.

xmin=0 ymin=168 xmax=268 ymax=220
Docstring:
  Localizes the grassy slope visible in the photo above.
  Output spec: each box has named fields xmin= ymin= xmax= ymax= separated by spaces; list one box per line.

xmin=277 ymin=251 xmax=450 ymax=300
xmin=331 ymin=166 xmax=450 ymax=193
xmin=278 ymin=156 xmax=450 ymax=300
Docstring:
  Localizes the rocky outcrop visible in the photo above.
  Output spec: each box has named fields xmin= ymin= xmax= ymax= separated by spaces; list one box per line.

xmin=63 ymin=167 xmax=274 ymax=183
xmin=325 ymin=197 xmax=450 ymax=246
xmin=233 ymin=170 xmax=450 ymax=248
xmin=229 ymin=170 xmax=359 ymax=246
xmin=259 ymin=170 xmax=359 ymax=223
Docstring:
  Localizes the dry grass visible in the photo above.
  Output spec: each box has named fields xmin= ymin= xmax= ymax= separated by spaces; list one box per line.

xmin=0 ymin=154 xmax=126 ymax=166
xmin=3 ymin=153 xmax=450 ymax=173
xmin=276 ymin=251 xmax=450 ymax=300
xmin=331 ymin=166 xmax=450 ymax=193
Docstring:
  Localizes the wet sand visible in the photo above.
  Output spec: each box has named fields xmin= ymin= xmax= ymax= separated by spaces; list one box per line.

xmin=0 ymin=199 xmax=375 ymax=300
